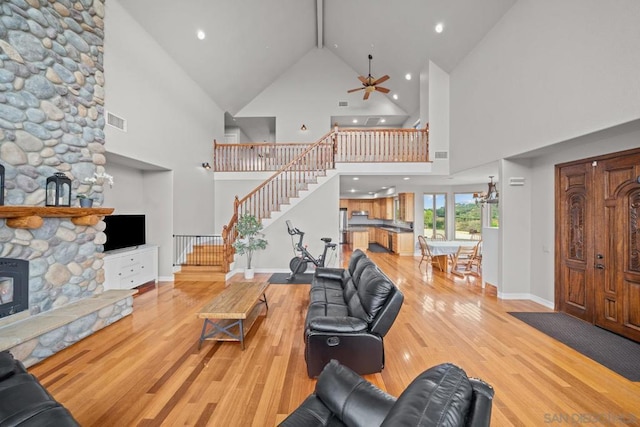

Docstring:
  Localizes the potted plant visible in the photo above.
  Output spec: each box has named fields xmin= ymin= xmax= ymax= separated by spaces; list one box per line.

xmin=232 ymin=214 xmax=268 ymax=279
xmin=77 ymin=194 xmax=93 ymax=208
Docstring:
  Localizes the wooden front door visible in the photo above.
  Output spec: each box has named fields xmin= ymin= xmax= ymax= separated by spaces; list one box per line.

xmin=556 ymin=148 xmax=640 ymax=342
xmin=593 ymin=154 xmax=640 ymax=341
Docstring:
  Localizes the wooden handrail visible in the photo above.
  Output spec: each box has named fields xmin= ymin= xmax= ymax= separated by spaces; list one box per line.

xmin=213 ymin=128 xmax=429 ymax=172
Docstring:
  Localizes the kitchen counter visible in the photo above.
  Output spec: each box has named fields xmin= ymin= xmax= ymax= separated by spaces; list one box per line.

xmin=344 ymin=225 xmax=415 ymax=256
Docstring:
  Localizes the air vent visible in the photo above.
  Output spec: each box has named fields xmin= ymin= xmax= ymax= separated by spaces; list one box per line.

xmin=106 ymin=111 xmax=127 ymax=132
xmin=434 ymin=151 xmax=448 ymax=159
xmin=338 ymin=101 xmax=348 ymax=107
xmin=509 ymin=177 xmax=525 ymax=186
xmin=365 ymin=117 xmax=380 ymax=126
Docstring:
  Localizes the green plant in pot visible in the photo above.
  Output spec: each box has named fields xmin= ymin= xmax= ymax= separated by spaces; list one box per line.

xmin=232 ymin=214 xmax=268 ymax=279
xmin=77 ymin=194 xmax=94 ymax=208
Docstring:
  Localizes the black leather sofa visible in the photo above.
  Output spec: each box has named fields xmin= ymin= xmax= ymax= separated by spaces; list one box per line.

xmin=305 ymin=249 xmax=404 ymax=377
xmin=0 ymin=351 xmax=79 ymax=426
xmin=280 ymin=359 xmax=495 ymax=427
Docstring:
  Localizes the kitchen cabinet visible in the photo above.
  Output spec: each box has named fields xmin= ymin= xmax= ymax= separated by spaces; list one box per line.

xmin=368 ymin=227 xmax=377 ymax=243
xmin=342 ymin=198 xmax=374 ymax=217
xmin=398 ymin=192 xmax=414 ymax=222
xmin=380 ymin=197 xmax=393 ymax=220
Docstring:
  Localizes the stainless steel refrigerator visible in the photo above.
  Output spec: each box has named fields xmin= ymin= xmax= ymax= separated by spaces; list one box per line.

xmin=339 ymin=208 xmax=348 ymax=244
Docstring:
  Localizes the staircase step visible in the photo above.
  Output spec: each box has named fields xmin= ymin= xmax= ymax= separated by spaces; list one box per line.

xmin=174 ymin=266 xmax=225 ymax=282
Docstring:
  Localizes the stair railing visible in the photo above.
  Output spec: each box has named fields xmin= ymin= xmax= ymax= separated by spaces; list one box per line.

xmin=219 ymin=127 xmax=429 ymax=272
xmin=221 ymin=130 xmax=335 ymax=272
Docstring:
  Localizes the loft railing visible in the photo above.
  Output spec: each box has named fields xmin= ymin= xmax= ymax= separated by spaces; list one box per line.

xmin=334 ymin=128 xmax=428 ymax=163
xmin=213 ymin=141 xmax=311 ymax=172
xmin=219 ymin=127 xmax=429 ymax=272
xmin=220 ymin=131 xmax=335 ymax=272
xmin=213 ymin=128 xmax=429 ymax=172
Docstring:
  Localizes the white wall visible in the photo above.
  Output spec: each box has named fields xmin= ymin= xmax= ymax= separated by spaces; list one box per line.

xmin=428 ymin=61 xmax=450 ymax=176
xmin=450 ymin=0 xmax=640 ymax=173
xmin=102 ymin=162 xmax=146 ymax=213
xmin=104 ymin=0 xmax=225 ymax=276
xmin=237 ymin=48 xmax=407 ymax=142
xmin=233 ymin=175 xmax=341 ymax=272
xmin=499 ymin=159 xmax=532 ymax=299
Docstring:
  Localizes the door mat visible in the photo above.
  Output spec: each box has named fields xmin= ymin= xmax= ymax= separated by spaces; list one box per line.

xmin=509 ymin=312 xmax=640 ymax=381
xmin=368 ymin=243 xmax=390 ymax=253
xmin=268 ymin=273 xmax=314 ymax=284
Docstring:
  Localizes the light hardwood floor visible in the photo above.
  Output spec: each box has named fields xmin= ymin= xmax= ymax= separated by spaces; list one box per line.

xmin=29 ymin=250 xmax=640 ymax=426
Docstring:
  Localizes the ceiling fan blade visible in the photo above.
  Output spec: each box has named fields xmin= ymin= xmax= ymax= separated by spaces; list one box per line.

xmin=375 ymin=86 xmax=390 ymax=93
xmin=372 ymin=75 xmax=390 ymax=85
xmin=363 ymin=91 xmax=370 ymax=100
xmin=358 ymin=76 xmax=369 ymax=85
xmin=347 ymin=87 xmax=365 ymax=93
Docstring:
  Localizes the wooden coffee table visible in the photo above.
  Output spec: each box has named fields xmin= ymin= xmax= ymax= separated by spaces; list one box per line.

xmin=197 ymin=281 xmax=269 ymax=350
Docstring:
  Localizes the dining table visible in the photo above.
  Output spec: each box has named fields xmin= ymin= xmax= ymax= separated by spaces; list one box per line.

xmin=426 ymin=240 xmax=477 ymax=272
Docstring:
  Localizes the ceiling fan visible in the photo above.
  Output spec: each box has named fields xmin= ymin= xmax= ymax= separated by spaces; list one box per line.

xmin=347 ymin=54 xmax=390 ymax=100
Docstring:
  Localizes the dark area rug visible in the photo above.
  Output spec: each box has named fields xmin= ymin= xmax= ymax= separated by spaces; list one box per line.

xmin=268 ymin=273 xmax=314 ymax=284
xmin=368 ymin=243 xmax=390 ymax=253
xmin=509 ymin=312 xmax=640 ymax=381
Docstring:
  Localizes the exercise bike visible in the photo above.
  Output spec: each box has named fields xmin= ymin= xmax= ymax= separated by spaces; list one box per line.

xmin=286 ymin=220 xmax=337 ymax=281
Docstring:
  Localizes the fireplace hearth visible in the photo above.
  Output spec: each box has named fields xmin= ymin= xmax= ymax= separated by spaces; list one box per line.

xmin=0 ymin=258 xmax=28 ymax=318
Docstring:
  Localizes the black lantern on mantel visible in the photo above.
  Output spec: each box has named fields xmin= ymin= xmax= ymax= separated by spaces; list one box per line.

xmin=0 ymin=163 xmax=4 ymax=206
xmin=45 ymin=172 xmax=71 ymax=207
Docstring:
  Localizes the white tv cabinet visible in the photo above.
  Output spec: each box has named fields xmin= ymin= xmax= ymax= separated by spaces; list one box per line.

xmin=103 ymin=244 xmax=158 ymax=290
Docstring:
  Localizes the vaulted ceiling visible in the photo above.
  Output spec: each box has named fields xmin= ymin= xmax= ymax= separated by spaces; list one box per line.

xmin=118 ymin=0 xmax=517 ymax=196
xmin=117 ymin=0 xmax=516 ymax=119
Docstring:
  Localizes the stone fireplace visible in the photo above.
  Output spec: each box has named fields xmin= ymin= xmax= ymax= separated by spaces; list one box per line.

xmin=0 ymin=0 xmax=135 ymax=367
xmin=0 ymin=258 xmax=28 ymax=318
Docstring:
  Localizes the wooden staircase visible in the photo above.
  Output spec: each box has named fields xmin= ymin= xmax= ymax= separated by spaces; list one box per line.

xmin=173 ymin=241 xmax=226 ymax=282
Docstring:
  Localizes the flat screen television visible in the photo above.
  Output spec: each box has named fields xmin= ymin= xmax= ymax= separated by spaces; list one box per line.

xmin=103 ymin=214 xmax=146 ymax=252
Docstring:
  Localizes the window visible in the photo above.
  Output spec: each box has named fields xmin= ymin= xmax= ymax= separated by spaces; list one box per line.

xmin=423 ymin=193 xmax=446 ymax=238
xmin=454 ymin=193 xmax=482 ymax=240
xmin=487 ymin=203 xmax=499 ymax=228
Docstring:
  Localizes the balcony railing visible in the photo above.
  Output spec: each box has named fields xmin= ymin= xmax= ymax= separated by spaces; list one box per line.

xmin=213 ymin=128 xmax=428 ymax=172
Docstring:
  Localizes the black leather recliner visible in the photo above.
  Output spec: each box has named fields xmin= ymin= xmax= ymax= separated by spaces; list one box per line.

xmin=0 ymin=351 xmax=79 ymax=426
xmin=305 ymin=250 xmax=404 ymax=377
xmin=279 ymin=359 xmax=495 ymax=427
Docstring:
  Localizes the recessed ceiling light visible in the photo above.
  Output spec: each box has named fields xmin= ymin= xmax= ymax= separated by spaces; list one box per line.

xmin=333 ymin=43 xmax=338 ymax=48
xmin=350 ymin=189 xmax=356 ymax=193
xmin=435 ymin=23 xmax=444 ymax=33
xmin=380 ymin=119 xmax=386 ymax=123
xmin=353 ymin=177 xmax=359 ymax=180
xmin=197 ymin=30 xmax=206 ymax=40
xmin=352 ymin=119 xmax=358 ymax=124
xmin=405 ymin=73 xmax=412 ymax=80
xmin=393 ymin=94 xmax=398 ymax=100
xmin=381 ymin=186 xmax=388 ymax=190
xmin=403 ymin=177 xmax=410 ymax=180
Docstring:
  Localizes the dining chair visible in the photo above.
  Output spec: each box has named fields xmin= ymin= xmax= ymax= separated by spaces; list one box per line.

xmin=418 ymin=235 xmax=445 ymax=271
xmin=451 ymin=244 xmax=478 ymax=277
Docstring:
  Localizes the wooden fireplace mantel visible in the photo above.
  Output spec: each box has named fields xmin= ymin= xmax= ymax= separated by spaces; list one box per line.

xmin=0 ymin=206 xmax=114 ymax=229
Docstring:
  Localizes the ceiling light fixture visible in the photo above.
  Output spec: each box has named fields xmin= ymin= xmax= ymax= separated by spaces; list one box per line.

xmin=403 ymin=177 xmax=410 ymax=180
xmin=393 ymin=94 xmax=398 ymax=100
xmin=405 ymin=73 xmax=412 ymax=80
xmin=352 ymin=119 xmax=358 ymax=124
xmin=202 ymin=162 xmax=211 ymax=170
xmin=380 ymin=119 xmax=386 ymax=123
xmin=474 ymin=176 xmax=499 ymax=204
xmin=353 ymin=177 xmax=359 ymax=180
xmin=300 ymin=124 xmax=307 ymax=131
xmin=197 ymin=30 xmax=206 ymax=40
xmin=435 ymin=23 xmax=444 ymax=33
